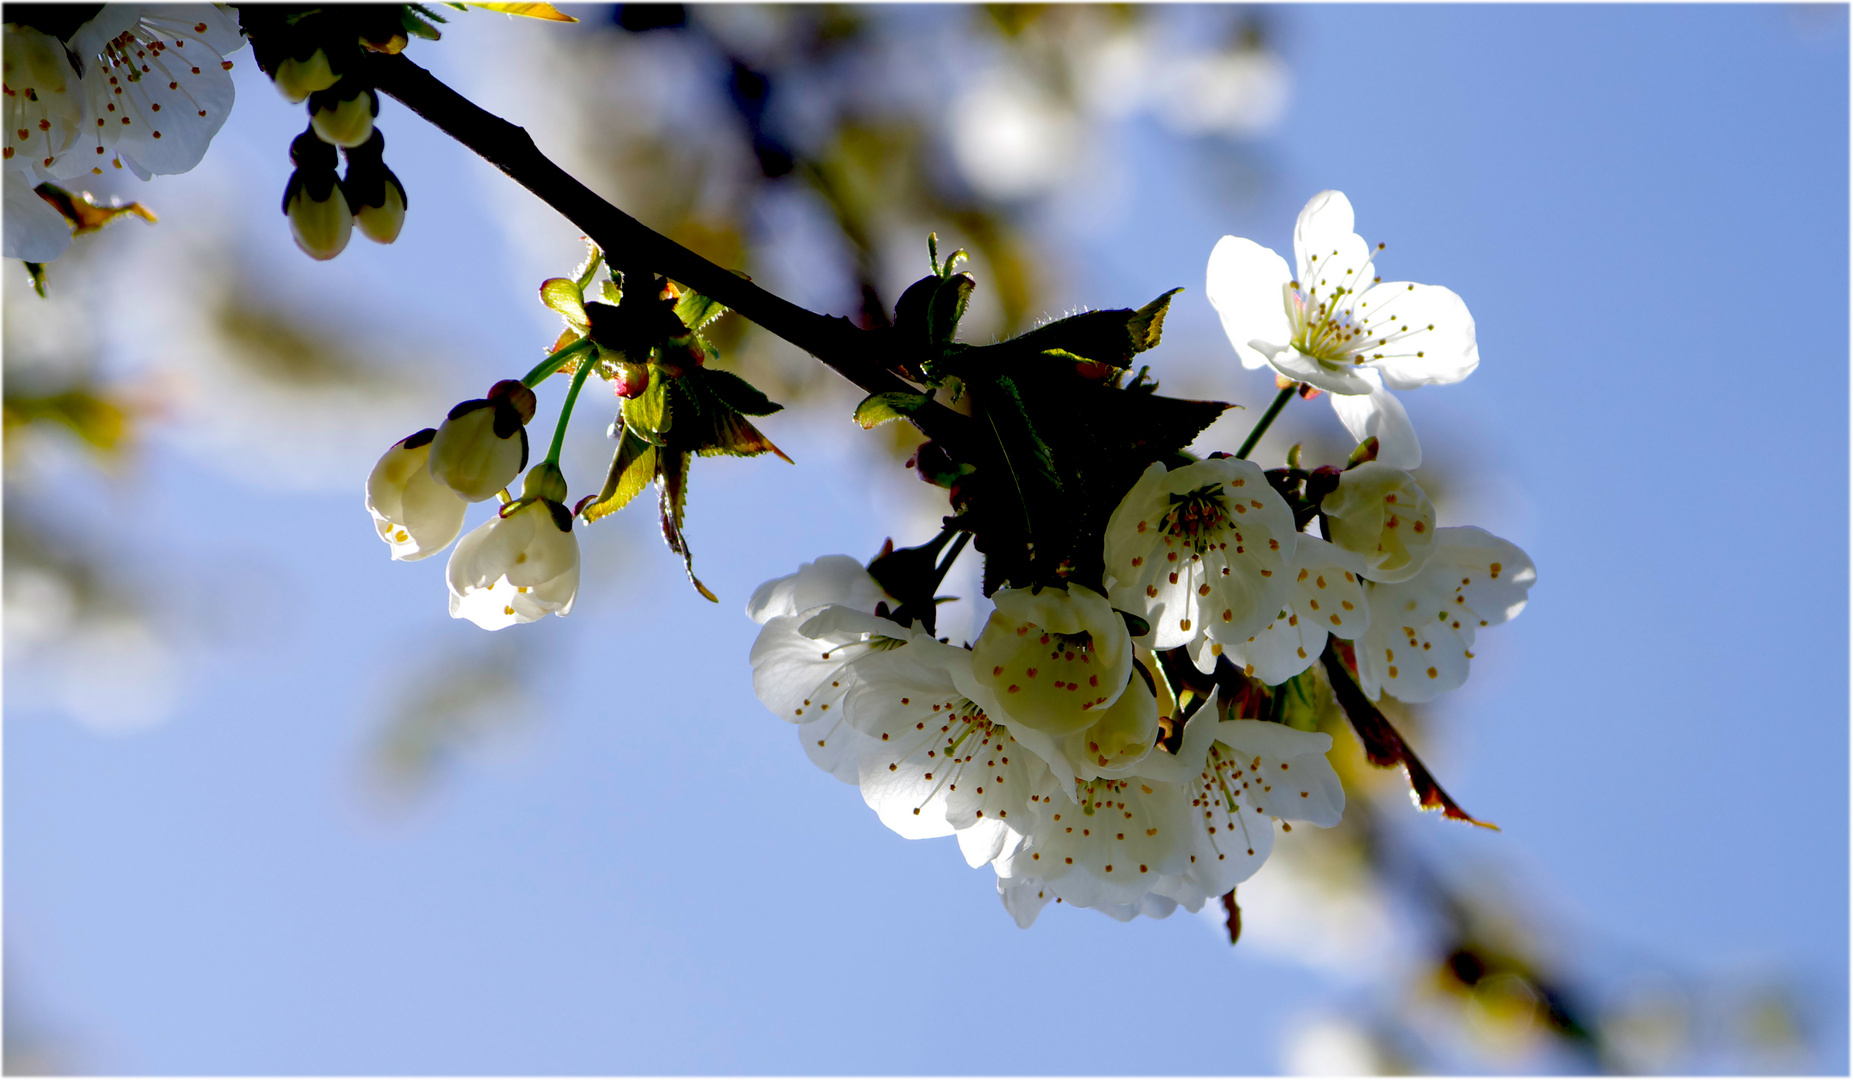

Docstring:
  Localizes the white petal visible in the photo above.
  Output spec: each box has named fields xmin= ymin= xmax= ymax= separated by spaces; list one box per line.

xmin=1322 ymin=462 xmax=1436 ymax=583
xmin=2 ymin=170 xmax=72 ymax=261
xmin=1215 ymin=721 xmax=1345 ymax=827
xmin=800 ymin=707 xmax=877 ymax=786
xmin=1327 ymin=370 xmax=1421 ymax=470
xmin=844 ymin=640 xmax=1048 ymax=850
xmin=429 ymin=405 xmax=524 ymax=502
xmin=2 ymin=25 xmax=89 ymax=182
xmin=1061 ymin=670 xmax=1160 ymax=779
xmin=503 ymin=505 xmax=576 ymax=587
xmin=1354 ymin=282 xmax=1478 ymax=389
xmin=1355 ymin=526 xmax=1534 ymax=703
xmin=448 ymin=579 xmax=522 ymax=631
xmin=748 ymin=613 xmax=877 ymax=722
xmin=997 ymin=874 xmax=1054 ymax=928
xmin=745 ymin=554 xmax=886 ymax=623
xmin=1292 ymin=190 xmax=1357 ymax=283
xmin=1205 ymin=235 xmax=1293 ymax=370
xmin=366 ymin=440 xmax=467 ymax=562
xmin=1268 ymin=348 xmax=1375 ymax=396
xmin=527 ymin=556 xmax=577 ymax=617
xmin=446 ymin=510 xmax=533 ymax=594
xmin=1009 ymin=774 xmax=1196 ymax=911
xmin=1102 ymin=458 xmax=1297 ymax=653
xmin=94 ymin=10 xmax=239 ymax=178
xmin=972 ymin=584 xmax=1132 ymax=737
xmin=1213 ymin=541 xmax=1366 ymax=686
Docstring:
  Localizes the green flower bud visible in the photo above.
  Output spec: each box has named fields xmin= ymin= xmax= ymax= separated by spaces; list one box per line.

xmin=274 ymin=48 xmax=338 ymax=104
xmin=354 ymin=173 xmax=405 ymax=244
xmin=283 ymin=169 xmax=351 ymax=261
xmin=342 ymin=130 xmax=407 ymax=244
xmin=520 ymin=461 xmax=569 ymax=505
xmin=309 ymin=81 xmax=378 ymax=148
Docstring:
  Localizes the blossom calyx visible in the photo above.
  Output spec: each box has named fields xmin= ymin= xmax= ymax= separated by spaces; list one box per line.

xmin=446 ymin=498 xmax=580 ymax=631
xmin=309 ymin=80 xmax=379 ymax=148
xmin=365 ymin=427 xmax=468 ymax=561
xmin=427 ymin=380 xmax=536 ymax=502
xmin=1321 ymin=461 xmax=1435 ymax=583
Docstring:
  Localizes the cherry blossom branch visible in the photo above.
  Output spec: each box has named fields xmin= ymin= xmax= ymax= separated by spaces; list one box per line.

xmin=362 ymin=51 xmax=922 ymax=403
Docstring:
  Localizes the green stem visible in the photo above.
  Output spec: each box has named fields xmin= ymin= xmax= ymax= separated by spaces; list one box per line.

xmin=1235 ymin=384 xmax=1296 ymax=460
xmin=932 ymin=531 xmax=970 ymax=591
xmin=544 ymin=352 xmax=598 ymax=466
xmin=521 ymin=336 xmax=595 ymax=389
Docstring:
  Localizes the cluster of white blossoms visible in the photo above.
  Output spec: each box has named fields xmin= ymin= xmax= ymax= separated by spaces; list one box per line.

xmin=3 ymin=5 xmax=245 ymax=262
xmin=747 ymin=191 xmax=1535 ymax=927
xmin=365 ymin=378 xmax=582 ymax=630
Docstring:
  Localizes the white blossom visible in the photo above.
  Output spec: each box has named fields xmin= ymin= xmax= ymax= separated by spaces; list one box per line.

xmin=1206 ymin=190 xmax=1478 ymax=469
xmin=842 ymin=637 xmax=1053 ymax=868
xmin=67 ymin=5 xmax=243 ymax=181
xmin=1159 ymin=715 xmax=1345 ymax=909
xmin=991 ymin=761 xmax=1197 ymax=917
xmin=1194 ymin=535 xmax=1369 ymax=685
xmin=969 ymin=583 xmax=1133 ymax=738
xmin=365 ymin=428 xmax=467 ymax=561
xmin=1321 ymin=461 xmax=1437 ymax=584
xmin=1103 ymin=457 xmax=1298 ymax=652
xmin=446 ymin=499 xmax=579 ymax=630
xmin=3 ymin=6 xmax=242 ymax=260
xmin=747 ymin=557 xmax=908 ymax=784
xmin=1355 ymin=525 xmax=1535 ymax=703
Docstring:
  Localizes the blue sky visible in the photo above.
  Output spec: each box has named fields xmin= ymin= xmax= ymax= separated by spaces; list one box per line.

xmin=6 ymin=4 xmax=1847 ymax=1073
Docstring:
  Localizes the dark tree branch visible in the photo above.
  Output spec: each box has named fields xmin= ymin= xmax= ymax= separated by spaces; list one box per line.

xmin=364 ymin=51 xmax=919 ymax=402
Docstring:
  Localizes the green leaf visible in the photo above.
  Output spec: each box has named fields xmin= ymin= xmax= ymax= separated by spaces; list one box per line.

xmin=625 ymin=367 xmax=672 ymax=443
xmin=401 ymin=9 xmax=444 ymax=38
xmin=980 ymin=374 xmax=1068 ymax=572
xmin=701 ymin=368 xmax=782 ymax=417
xmin=1006 ymin=287 xmax=1184 ymax=368
xmin=694 ymin=411 xmax=791 ymax=462
xmin=539 ymin=277 xmax=587 ymax=329
xmin=572 ymin=243 xmax=604 ymax=292
xmin=927 ymin=272 xmax=975 ymax=344
xmin=1127 ymin=287 xmax=1182 ymax=356
xmin=656 ymin=449 xmax=718 ymax=602
xmin=672 ymin=289 xmax=728 ymax=334
xmin=23 ymin=261 xmax=45 ymax=298
xmin=580 ymin=427 xmax=656 ymax=523
xmin=852 ymin=391 xmax=930 ymax=429
xmin=1276 ymin=666 xmax=1327 ymax=732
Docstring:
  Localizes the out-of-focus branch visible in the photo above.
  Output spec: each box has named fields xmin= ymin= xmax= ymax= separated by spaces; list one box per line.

xmin=364 ymin=51 xmax=920 ymax=402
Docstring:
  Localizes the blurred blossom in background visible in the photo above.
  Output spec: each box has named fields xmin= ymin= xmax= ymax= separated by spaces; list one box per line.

xmin=5 ymin=4 xmax=1846 ymax=1075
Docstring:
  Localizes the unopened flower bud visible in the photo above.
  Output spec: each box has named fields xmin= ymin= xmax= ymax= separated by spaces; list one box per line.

xmin=343 ymin=132 xmax=406 ymax=244
xmin=427 ymin=381 xmax=535 ymax=501
xmin=274 ymin=48 xmax=339 ymax=103
xmin=282 ymin=168 xmax=351 ymax=261
xmin=309 ymin=80 xmax=378 ymax=148
xmin=520 ymin=461 xmax=569 ymax=505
